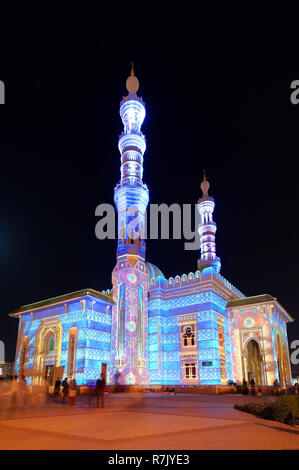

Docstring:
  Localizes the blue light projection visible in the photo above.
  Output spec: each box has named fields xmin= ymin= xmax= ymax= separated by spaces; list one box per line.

xmin=11 ymin=67 xmax=294 ymax=389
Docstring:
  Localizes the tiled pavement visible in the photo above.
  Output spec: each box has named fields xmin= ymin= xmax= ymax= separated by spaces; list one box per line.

xmin=0 ymin=393 xmax=298 ymax=450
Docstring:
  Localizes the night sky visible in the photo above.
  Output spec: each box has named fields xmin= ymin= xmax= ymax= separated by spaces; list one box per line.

xmin=0 ymin=12 xmax=298 ymax=368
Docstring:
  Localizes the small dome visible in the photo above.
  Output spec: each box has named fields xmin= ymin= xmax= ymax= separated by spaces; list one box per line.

xmin=146 ymin=262 xmax=165 ymax=281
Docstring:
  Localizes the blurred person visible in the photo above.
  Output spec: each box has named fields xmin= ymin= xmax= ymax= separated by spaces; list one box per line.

xmin=273 ymin=378 xmax=279 ymax=395
xmin=0 ymin=379 xmax=11 ymax=416
xmin=38 ymin=384 xmax=48 ymax=407
xmin=250 ymin=378 xmax=256 ymax=395
xmin=242 ymin=378 xmax=249 ymax=395
xmin=19 ymin=375 xmax=28 ymax=406
xmin=54 ymin=378 xmax=61 ymax=401
xmin=96 ymin=373 xmax=106 ymax=408
xmin=10 ymin=375 xmax=19 ymax=410
xmin=69 ymin=379 xmax=77 ymax=406
xmin=87 ymin=384 xmax=95 ymax=409
xmin=62 ymin=377 xmax=69 ymax=405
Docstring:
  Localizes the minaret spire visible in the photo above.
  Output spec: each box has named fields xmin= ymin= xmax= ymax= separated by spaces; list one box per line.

xmin=130 ymin=61 xmax=135 ymax=75
xmin=114 ymin=65 xmax=149 ymax=260
xmin=197 ymin=172 xmax=221 ymax=273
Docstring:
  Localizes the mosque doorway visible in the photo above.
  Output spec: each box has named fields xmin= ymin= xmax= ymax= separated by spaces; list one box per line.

xmin=246 ymin=339 xmax=264 ymax=385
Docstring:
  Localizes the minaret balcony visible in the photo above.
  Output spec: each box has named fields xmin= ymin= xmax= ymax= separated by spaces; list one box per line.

xmin=120 ymin=99 xmax=146 ymax=129
xmin=118 ymin=133 xmax=146 ymax=156
xmin=198 ymin=224 xmax=217 ymax=236
xmin=117 ymin=240 xmax=146 ymax=259
xmin=197 ymin=256 xmax=221 ymax=274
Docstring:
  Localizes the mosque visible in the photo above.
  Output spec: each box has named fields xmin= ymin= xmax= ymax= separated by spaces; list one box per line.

xmin=10 ymin=68 xmax=293 ymax=389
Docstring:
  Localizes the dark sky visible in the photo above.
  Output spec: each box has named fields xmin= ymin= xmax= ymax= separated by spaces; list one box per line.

xmin=0 ymin=12 xmax=298 ymax=366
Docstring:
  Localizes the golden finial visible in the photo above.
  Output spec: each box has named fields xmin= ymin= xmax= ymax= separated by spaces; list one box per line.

xmin=200 ymin=169 xmax=210 ymax=198
xmin=203 ymin=169 xmax=209 ymax=181
xmin=130 ymin=61 xmax=135 ymax=76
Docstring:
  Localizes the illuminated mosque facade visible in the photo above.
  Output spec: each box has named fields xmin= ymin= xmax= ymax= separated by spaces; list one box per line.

xmin=10 ymin=68 xmax=293 ymax=388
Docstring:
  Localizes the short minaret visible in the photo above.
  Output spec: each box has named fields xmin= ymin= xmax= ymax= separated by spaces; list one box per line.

xmin=197 ymin=171 xmax=221 ymax=273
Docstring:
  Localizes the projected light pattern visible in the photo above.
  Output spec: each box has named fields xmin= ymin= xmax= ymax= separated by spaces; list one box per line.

xmin=13 ymin=294 xmax=114 ymax=385
xmin=12 ymin=68 xmax=294 ymax=389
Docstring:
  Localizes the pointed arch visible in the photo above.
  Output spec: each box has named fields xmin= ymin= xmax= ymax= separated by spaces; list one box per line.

xmin=245 ymin=339 xmax=264 ymax=385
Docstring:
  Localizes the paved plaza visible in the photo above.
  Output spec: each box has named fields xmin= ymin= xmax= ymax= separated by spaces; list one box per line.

xmin=0 ymin=392 xmax=299 ymax=450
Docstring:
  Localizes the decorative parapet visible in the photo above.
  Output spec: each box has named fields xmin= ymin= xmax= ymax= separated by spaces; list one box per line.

xmin=120 ymin=94 xmax=145 ymax=106
xmin=177 ymin=313 xmax=197 ymax=323
xmin=101 ymin=289 xmax=113 ymax=296
xmin=148 ymin=266 xmax=245 ymax=299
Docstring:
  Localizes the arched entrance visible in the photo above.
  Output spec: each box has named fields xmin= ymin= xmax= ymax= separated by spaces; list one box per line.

xmin=246 ymin=339 xmax=264 ymax=385
xmin=43 ymin=331 xmax=56 ymax=385
xmin=35 ymin=322 xmax=62 ymax=385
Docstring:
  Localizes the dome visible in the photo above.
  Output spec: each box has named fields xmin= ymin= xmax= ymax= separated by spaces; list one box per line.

xmin=146 ymin=262 xmax=165 ymax=281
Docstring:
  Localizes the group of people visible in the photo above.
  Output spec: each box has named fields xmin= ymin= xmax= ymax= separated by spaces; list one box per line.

xmin=0 ymin=372 xmax=108 ymax=414
xmin=53 ymin=374 xmax=107 ymax=408
xmin=88 ymin=374 xmax=106 ymax=409
xmin=54 ymin=378 xmax=77 ymax=405
xmin=229 ymin=378 xmax=299 ymax=396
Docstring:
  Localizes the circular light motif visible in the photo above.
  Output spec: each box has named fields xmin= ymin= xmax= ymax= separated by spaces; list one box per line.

xmin=243 ymin=317 xmax=255 ymax=328
xmin=125 ymin=372 xmax=136 ymax=385
xmin=127 ymin=273 xmax=137 ymax=284
xmin=126 ymin=321 xmax=136 ymax=332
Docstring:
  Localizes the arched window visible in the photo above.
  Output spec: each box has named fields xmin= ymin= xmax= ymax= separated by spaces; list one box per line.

xmin=45 ymin=332 xmax=55 ymax=354
xmin=49 ymin=338 xmax=55 ymax=352
xmin=182 ymin=327 xmax=195 ymax=347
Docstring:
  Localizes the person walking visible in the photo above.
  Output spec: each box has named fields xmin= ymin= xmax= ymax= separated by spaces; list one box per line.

xmin=250 ymin=378 xmax=256 ymax=395
xmin=19 ymin=375 xmax=28 ymax=406
xmin=242 ymin=378 xmax=248 ymax=395
xmin=87 ymin=385 xmax=95 ymax=409
xmin=69 ymin=380 xmax=77 ymax=406
xmin=96 ymin=373 xmax=106 ymax=408
xmin=10 ymin=375 xmax=19 ymax=410
xmin=54 ymin=378 xmax=61 ymax=401
xmin=62 ymin=378 xmax=69 ymax=405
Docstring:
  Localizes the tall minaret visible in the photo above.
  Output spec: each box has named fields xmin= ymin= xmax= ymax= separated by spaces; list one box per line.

xmin=110 ymin=65 xmax=150 ymax=386
xmin=114 ymin=62 xmax=148 ymax=259
xmin=197 ymin=171 xmax=221 ymax=273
